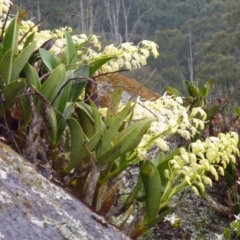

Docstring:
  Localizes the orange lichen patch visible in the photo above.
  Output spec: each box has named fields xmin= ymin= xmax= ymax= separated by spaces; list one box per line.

xmin=96 ymin=73 xmax=160 ymax=107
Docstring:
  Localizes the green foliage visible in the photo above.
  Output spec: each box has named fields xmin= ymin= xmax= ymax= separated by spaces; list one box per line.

xmin=3 ymin=3 xmax=240 ymax=239
xmin=166 ymin=79 xmax=215 ymax=110
xmin=0 ymin=11 xmax=162 ymax=238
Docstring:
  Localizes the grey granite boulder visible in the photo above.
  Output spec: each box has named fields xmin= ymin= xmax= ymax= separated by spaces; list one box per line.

xmin=0 ymin=142 xmax=129 ymax=240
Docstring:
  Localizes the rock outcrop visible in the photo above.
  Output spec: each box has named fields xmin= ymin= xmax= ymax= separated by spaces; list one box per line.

xmin=0 ymin=142 xmax=129 ymax=240
xmin=96 ymin=73 xmax=160 ymax=107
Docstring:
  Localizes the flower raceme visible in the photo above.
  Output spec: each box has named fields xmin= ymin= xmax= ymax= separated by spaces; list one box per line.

xmin=132 ymin=94 xmax=206 ymax=159
xmin=0 ymin=0 xmax=12 ymax=18
xmin=169 ymin=132 xmax=239 ymax=195
xmin=0 ymin=6 xmax=159 ymax=74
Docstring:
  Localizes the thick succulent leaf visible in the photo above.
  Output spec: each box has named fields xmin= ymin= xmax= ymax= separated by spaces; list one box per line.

xmin=147 ymin=192 xmax=185 ymax=229
xmin=67 ymin=117 xmax=84 ymax=167
xmin=141 ymin=161 xmax=162 ymax=223
xmin=89 ymin=56 xmax=113 ymax=76
xmin=18 ymin=96 xmax=32 ymax=127
xmin=11 ymin=41 xmax=37 ymax=81
xmin=71 ymin=65 xmax=89 ymax=102
xmin=53 ymin=70 xmax=73 ymax=115
xmin=54 ymin=81 xmax=71 ymax=112
xmin=56 ymin=102 xmax=75 ymax=144
xmin=0 ymin=49 xmax=13 ymax=86
xmin=39 ymin=48 xmax=59 ymax=71
xmin=90 ymin=100 xmax=106 ymax=133
xmin=23 ymin=32 xmax=35 ymax=49
xmin=40 ymin=63 xmax=66 ymax=102
xmin=65 ymin=31 xmax=77 ymax=65
xmin=199 ymin=79 xmax=214 ymax=98
xmin=98 ymin=118 xmax=155 ymax=167
xmin=114 ymin=117 xmax=155 ymax=145
xmin=99 ymin=102 xmax=134 ymax=155
xmin=166 ymin=86 xmax=182 ymax=97
xmin=2 ymin=14 xmax=18 ymax=54
xmin=75 ymin=102 xmax=95 ymax=139
xmin=184 ymin=80 xmax=199 ymax=97
xmin=0 ymin=79 xmax=26 ymax=117
xmin=24 ymin=63 xmax=41 ymax=90
xmin=66 ymin=130 xmax=102 ymax=171
xmin=75 ymin=102 xmax=94 ymax=120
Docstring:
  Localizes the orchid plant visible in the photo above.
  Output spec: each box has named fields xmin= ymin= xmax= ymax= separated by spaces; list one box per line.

xmin=0 ymin=1 xmax=239 ymax=239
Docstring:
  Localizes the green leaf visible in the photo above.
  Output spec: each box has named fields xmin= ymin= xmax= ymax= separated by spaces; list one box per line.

xmin=53 ymin=70 xmax=73 ymax=113
xmin=65 ymin=31 xmax=77 ymax=65
xmin=114 ymin=117 xmax=155 ymax=145
xmin=71 ymin=65 xmax=89 ymax=102
xmin=99 ymin=102 xmax=134 ymax=155
xmin=89 ymin=56 xmax=113 ymax=76
xmin=23 ymin=32 xmax=35 ymax=49
xmin=54 ymin=81 xmax=71 ymax=112
xmin=67 ymin=117 xmax=84 ymax=165
xmin=146 ymin=192 xmax=185 ymax=229
xmin=39 ymin=48 xmax=59 ymax=71
xmin=75 ymin=102 xmax=95 ymax=139
xmin=18 ymin=96 xmax=32 ymax=127
xmin=141 ymin=161 xmax=162 ymax=223
xmin=11 ymin=41 xmax=37 ymax=81
xmin=40 ymin=63 xmax=66 ymax=102
xmin=0 ymin=49 xmax=13 ymax=86
xmin=199 ymin=79 xmax=214 ymax=98
xmin=66 ymin=130 xmax=102 ymax=171
xmin=3 ymin=13 xmax=18 ymax=54
xmin=184 ymin=80 xmax=199 ymax=97
xmin=98 ymin=118 xmax=155 ymax=167
xmin=90 ymin=100 xmax=105 ymax=133
xmin=0 ymin=79 xmax=26 ymax=117
xmin=166 ymin=86 xmax=182 ymax=97
xmin=24 ymin=63 xmax=41 ymax=90
xmin=56 ymin=102 xmax=75 ymax=144
xmin=224 ymin=228 xmax=231 ymax=240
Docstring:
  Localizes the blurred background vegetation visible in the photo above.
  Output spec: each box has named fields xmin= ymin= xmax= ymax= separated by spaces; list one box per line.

xmin=12 ymin=0 xmax=240 ymax=96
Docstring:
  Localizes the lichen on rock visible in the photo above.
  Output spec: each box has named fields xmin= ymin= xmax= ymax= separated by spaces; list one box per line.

xmin=0 ymin=142 xmax=129 ymax=240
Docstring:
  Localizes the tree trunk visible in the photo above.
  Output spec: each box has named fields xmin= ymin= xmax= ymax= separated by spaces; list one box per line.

xmin=188 ymin=27 xmax=195 ymax=82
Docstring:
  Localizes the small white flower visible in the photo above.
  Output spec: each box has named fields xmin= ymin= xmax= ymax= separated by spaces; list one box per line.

xmin=234 ymin=214 xmax=240 ymax=222
xmin=163 ymin=213 xmax=179 ymax=225
xmin=214 ymin=233 xmax=224 ymax=240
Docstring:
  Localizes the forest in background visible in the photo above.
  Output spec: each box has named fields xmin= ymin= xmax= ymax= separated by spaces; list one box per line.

xmin=12 ymin=0 xmax=240 ymax=96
